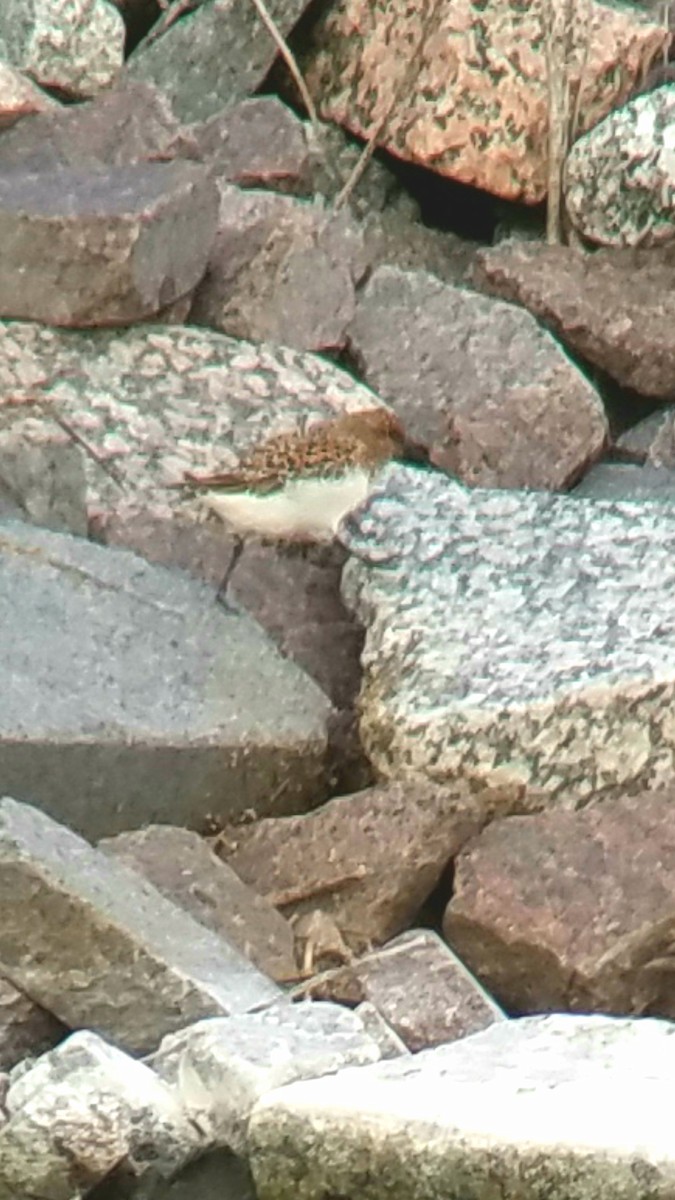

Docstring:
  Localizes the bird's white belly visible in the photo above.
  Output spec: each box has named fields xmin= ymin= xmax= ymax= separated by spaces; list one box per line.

xmin=203 ymin=468 xmax=372 ymax=540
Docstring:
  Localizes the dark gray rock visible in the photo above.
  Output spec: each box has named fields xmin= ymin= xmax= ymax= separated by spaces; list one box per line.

xmin=126 ymin=0 xmax=310 ymax=124
xmin=0 ymin=161 xmax=218 ymax=325
xmin=347 ymin=265 xmax=608 ymax=490
xmin=0 ymin=798 xmax=281 ymax=1053
xmin=573 ymin=461 xmax=675 ymax=501
xmin=0 ymin=520 xmax=332 ymax=837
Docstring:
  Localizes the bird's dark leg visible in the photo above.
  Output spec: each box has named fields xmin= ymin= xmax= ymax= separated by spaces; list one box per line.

xmin=216 ymin=534 xmax=244 ymax=612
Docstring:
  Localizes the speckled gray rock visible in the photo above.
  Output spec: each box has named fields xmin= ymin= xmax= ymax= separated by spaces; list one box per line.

xmin=338 ymin=463 xmax=675 ymax=806
xmin=248 ymin=1014 xmax=675 ymax=1200
xmin=0 ymin=521 xmax=333 ymax=835
xmin=0 ymin=162 xmax=218 ymax=326
xmin=3 ymin=1030 xmax=200 ymax=1195
xmin=191 ymin=97 xmax=314 ymax=195
xmin=0 ymin=58 xmax=57 ymax=128
xmin=347 ymin=266 xmax=608 ymax=490
xmin=190 ymin=188 xmax=369 ymax=352
xmin=149 ymin=1002 xmax=381 ymax=1154
xmin=0 ymin=798 xmax=282 ymax=1053
xmin=566 ymin=86 xmax=675 ymax=247
xmin=0 ymin=414 xmax=88 ymax=534
xmin=126 ymin=0 xmax=309 ymax=124
xmin=0 ymin=320 xmax=383 ymax=524
xmin=0 ymin=0 xmax=124 ymax=99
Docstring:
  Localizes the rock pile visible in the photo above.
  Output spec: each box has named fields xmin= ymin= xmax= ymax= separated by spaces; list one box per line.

xmin=2 ymin=0 xmax=675 ymax=1198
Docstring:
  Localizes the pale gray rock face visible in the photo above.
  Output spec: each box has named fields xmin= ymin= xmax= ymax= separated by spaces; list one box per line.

xmin=338 ymin=463 xmax=675 ymax=806
xmin=248 ymin=1014 xmax=675 ymax=1200
xmin=149 ymin=1002 xmax=382 ymax=1154
xmin=0 ymin=797 xmax=281 ymax=1054
xmin=0 ymin=0 xmax=124 ymax=99
xmin=4 ymin=1030 xmax=201 ymax=1192
xmin=0 ymin=521 xmax=333 ymax=835
xmin=566 ymin=86 xmax=675 ymax=247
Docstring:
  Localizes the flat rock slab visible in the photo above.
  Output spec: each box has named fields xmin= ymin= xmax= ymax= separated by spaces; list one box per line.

xmin=100 ymin=825 xmax=298 ymax=985
xmin=0 ymin=798 xmax=281 ymax=1054
xmin=0 ymin=520 xmax=332 ymax=835
xmin=0 ymin=161 xmax=218 ymax=325
xmin=347 ymin=266 xmax=608 ymax=490
xmin=339 ymin=464 xmax=675 ymax=806
xmin=248 ymin=1014 xmax=675 ymax=1200
xmin=126 ymin=0 xmax=310 ymax=123
xmin=474 ymin=241 xmax=675 ymax=400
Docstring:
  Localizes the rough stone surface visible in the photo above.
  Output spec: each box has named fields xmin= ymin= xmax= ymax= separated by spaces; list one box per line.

xmin=99 ymin=825 xmax=298 ymax=985
xmin=615 ymin=407 xmax=675 ymax=467
xmin=190 ymin=188 xmax=369 ymax=353
xmin=296 ymin=0 xmax=668 ymax=202
xmin=299 ymin=930 xmax=505 ymax=1052
xmin=221 ymin=779 xmax=487 ymax=955
xmin=248 ymin=1014 xmax=675 ymax=1200
xmin=353 ymin=1002 xmax=409 ymax=1060
xmin=0 ymin=976 xmax=64 ymax=1072
xmin=444 ymin=791 xmax=675 ymax=1017
xmin=0 ymin=521 xmax=332 ymax=836
xmin=307 ymin=926 xmax=502 ymax=1051
xmin=4 ymin=1030 xmax=201 ymax=1191
xmin=0 ymin=80 xmax=199 ymax=170
xmin=149 ymin=1002 xmax=382 ymax=1154
xmin=573 ymin=461 xmax=675 ymax=501
xmin=191 ymin=97 xmax=314 ymax=195
xmin=0 ymin=798 xmax=281 ymax=1054
xmin=0 ymin=414 xmax=88 ymax=534
xmin=339 ymin=463 xmax=675 ymax=806
xmin=0 ymin=321 xmax=384 ymax=527
xmin=0 ymin=161 xmax=219 ymax=326
xmin=361 ymin=208 xmax=478 ymax=287
xmin=348 ymin=266 xmax=608 ymax=490
xmin=0 ymin=59 xmax=57 ymax=128
xmin=474 ymin=241 xmax=675 ymax=399
xmin=566 ymin=86 xmax=675 ymax=247
xmin=0 ymin=0 xmax=125 ymax=99
xmin=126 ymin=0 xmax=310 ymax=124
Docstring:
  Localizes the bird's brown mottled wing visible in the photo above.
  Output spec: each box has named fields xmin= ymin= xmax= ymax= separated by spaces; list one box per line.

xmin=183 ymin=420 xmax=369 ymax=493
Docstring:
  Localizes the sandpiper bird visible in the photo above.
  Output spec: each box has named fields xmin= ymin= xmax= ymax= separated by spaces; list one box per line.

xmin=177 ymin=407 xmax=425 ymax=599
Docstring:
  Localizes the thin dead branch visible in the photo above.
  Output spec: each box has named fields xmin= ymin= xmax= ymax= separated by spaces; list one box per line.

xmin=544 ymin=0 xmax=577 ymax=244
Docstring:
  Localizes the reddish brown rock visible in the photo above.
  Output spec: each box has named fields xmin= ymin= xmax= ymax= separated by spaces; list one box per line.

xmin=474 ymin=241 xmax=675 ymax=401
xmin=0 ymin=161 xmax=218 ymax=326
xmin=0 ymin=81 xmax=198 ymax=170
xmin=444 ymin=791 xmax=675 ymax=1017
xmin=99 ymin=825 xmax=298 ymax=986
xmin=192 ymin=97 xmax=314 ymax=194
xmin=0 ymin=977 xmax=64 ymax=1071
xmin=190 ymin=187 xmax=369 ymax=353
xmin=297 ymin=930 xmax=505 ymax=1051
xmin=348 ymin=265 xmax=608 ymax=490
xmin=297 ymin=0 xmax=667 ymax=202
xmin=221 ymin=779 xmax=487 ymax=955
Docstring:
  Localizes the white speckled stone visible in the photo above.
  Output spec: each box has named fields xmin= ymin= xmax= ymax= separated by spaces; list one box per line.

xmin=339 ymin=464 xmax=675 ymax=806
xmin=0 ymin=0 xmax=124 ymax=99
xmin=566 ymin=86 xmax=675 ymax=247
xmin=248 ymin=1014 xmax=675 ymax=1200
